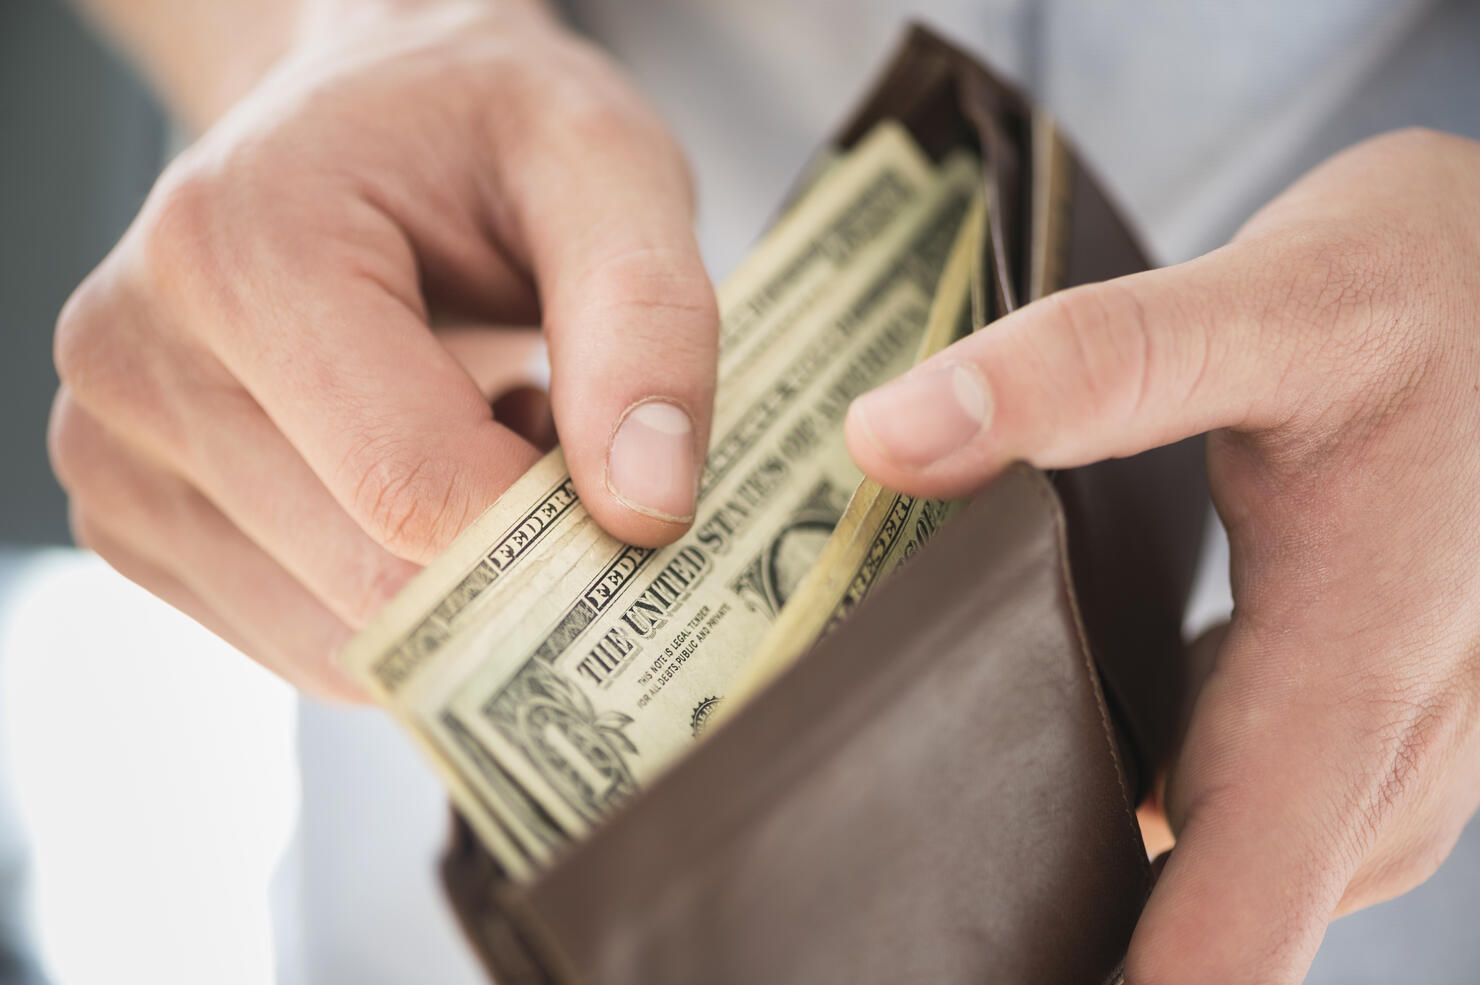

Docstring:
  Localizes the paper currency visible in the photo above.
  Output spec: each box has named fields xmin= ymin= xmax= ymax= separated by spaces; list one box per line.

xmin=341 ymin=123 xmax=984 ymax=877
xmin=725 ymin=191 xmax=987 ymax=710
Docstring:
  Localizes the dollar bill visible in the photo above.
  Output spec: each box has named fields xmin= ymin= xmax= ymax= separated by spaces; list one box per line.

xmin=341 ymin=121 xmax=938 ymax=708
xmin=725 ymin=192 xmax=987 ymax=708
xmin=437 ymin=152 xmax=975 ymax=860
xmin=341 ymin=125 xmax=982 ymax=875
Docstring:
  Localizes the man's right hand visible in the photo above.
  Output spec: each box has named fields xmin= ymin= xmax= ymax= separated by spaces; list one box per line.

xmin=49 ymin=0 xmax=719 ymax=698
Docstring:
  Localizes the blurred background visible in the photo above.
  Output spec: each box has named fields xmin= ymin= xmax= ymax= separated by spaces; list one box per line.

xmin=2 ymin=0 xmax=161 ymax=549
xmin=2 ymin=1 xmax=1480 ymax=984
xmin=0 ymin=10 xmax=470 ymax=985
xmin=0 ymin=6 xmax=303 ymax=983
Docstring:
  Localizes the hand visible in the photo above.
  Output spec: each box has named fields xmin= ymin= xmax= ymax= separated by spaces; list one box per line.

xmin=846 ymin=128 xmax=1480 ymax=982
xmin=49 ymin=0 xmax=718 ymax=699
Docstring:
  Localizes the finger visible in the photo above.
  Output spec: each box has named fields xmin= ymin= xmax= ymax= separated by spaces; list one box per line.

xmin=498 ymin=72 xmax=718 ymax=545
xmin=51 ymin=402 xmax=362 ymax=700
xmin=844 ymin=246 xmax=1310 ymax=499
xmin=53 ymin=368 xmax=419 ymax=629
xmin=58 ymin=312 xmax=559 ymax=625
xmin=1124 ymin=618 xmax=1434 ymax=985
xmin=93 ymin=168 xmax=546 ymax=565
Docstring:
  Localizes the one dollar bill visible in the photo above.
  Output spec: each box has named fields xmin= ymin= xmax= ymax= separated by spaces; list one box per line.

xmin=341 ymin=123 xmax=983 ymax=877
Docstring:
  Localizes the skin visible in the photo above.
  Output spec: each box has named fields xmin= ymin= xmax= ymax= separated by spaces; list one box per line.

xmin=50 ymin=0 xmax=718 ymax=697
xmin=52 ymin=0 xmax=1480 ymax=979
xmin=849 ymin=127 xmax=1480 ymax=983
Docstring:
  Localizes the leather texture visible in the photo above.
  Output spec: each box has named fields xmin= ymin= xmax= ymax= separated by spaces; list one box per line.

xmin=440 ymin=24 xmax=1209 ymax=984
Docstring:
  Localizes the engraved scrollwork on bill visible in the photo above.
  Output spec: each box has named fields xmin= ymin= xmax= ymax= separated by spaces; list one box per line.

xmin=481 ymin=662 xmax=640 ymax=825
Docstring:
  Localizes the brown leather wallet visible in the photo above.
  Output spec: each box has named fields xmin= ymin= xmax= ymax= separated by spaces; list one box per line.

xmin=439 ymin=25 xmax=1208 ymax=985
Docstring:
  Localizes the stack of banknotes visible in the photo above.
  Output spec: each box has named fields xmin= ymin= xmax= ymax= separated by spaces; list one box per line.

xmin=342 ymin=122 xmax=987 ymax=881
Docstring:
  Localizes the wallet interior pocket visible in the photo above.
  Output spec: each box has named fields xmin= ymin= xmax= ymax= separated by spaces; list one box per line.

xmin=444 ymin=468 xmax=1153 ymax=985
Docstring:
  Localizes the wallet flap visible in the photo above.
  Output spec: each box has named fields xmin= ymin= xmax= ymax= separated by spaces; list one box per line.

xmin=508 ymin=467 xmax=1148 ymax=985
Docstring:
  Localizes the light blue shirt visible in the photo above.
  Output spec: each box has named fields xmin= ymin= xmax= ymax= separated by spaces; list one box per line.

xmin=567 ymin=0 xmax=1440 ymax=266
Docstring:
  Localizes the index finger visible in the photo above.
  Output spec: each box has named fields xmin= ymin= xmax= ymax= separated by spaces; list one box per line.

xmin=135 ymin=182 xmax=543 ymax=563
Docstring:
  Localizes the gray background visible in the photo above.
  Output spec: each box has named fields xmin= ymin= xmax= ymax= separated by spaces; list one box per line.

xmin=0 ymin=1 xmax=1477 ymax=982
xmin=0 ymin=0 xmax=164 ymax=547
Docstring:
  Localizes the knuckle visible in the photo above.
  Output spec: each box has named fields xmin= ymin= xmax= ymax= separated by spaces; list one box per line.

xmin=344 ymin=434 xmax=470 ymax=558
xmin=547 ymin=48 xmax=678 ymax=154
xmin=1038 ymin=282 xmax=1153 ymax=425
xmin=136 ymin=165 xmax=223 ymax=297
xmin=526 ymin=44 xmax=694 ymax=195
xmin=581 ymin=244 xmax=718 ymax=345
xmin=52 ymin=280 xmax=200 ymax=463
xmin=565 ymin=96 xmax=646 ymax=150
xmin=47 ymin=391 xmax=92 ymax=494
xmin=53 ymin=273 xmax=113 ymax=392
xmin=564 ymin=104 xmax=693 ymax=207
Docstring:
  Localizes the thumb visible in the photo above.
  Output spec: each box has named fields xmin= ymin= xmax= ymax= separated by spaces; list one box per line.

xmin=498 ymin=72 xmax=718 ymax=548
xmin=844 ymin=247 xmax=1298 ymax=498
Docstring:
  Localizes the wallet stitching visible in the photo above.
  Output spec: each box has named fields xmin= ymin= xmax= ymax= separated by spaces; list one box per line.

xmin=1030 ymin=465 xmax=1154 ymax=898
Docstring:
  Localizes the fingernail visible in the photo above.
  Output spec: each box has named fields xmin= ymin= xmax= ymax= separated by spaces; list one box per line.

xmin=850 ymin=362 xmax=991 ymax=469
xmin=607 ymin=399 xmax=698 ymax=522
